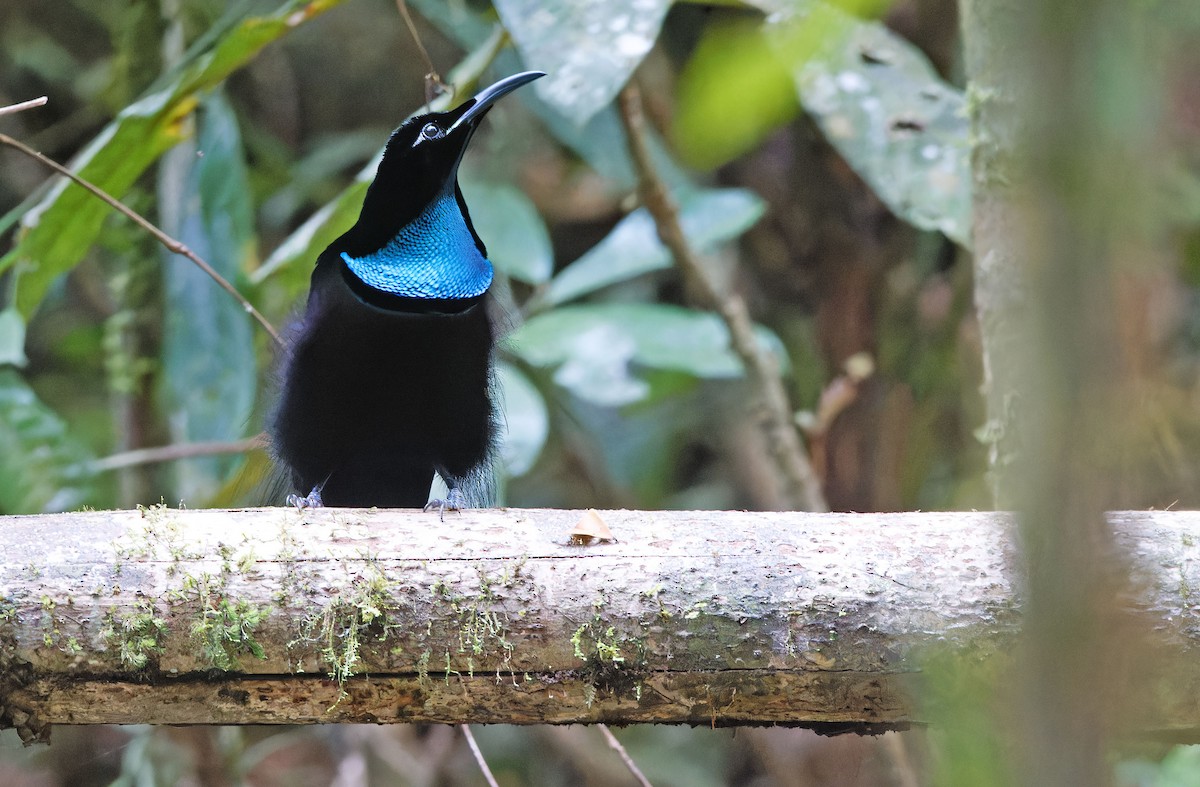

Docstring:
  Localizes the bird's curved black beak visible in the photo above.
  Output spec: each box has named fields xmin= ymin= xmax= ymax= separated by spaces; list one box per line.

xmin=449 ymin=71 xmax=545 ymax=132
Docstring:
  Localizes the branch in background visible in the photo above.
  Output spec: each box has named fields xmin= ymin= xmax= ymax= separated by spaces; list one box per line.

xmin=460 ymin=725 xmax=499 ymax=787
xmin=89 ymin=436 xmax=265 ymax=473
xmin=797 ymin=352 xmax=875 ymax=486
xmin=0 ymin=132 xmax=283 ymax=347
xmin=598 ymin=724 xmax=654 ymax=787
xmin=0 ymin=97 xmax=48 ymax=117
xmin=616 ymin=84 xmax=828 ymax=513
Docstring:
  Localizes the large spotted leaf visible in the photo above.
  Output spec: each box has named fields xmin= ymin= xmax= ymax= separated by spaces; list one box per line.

xmin=493 ymin=0 xmax=672 ymax=124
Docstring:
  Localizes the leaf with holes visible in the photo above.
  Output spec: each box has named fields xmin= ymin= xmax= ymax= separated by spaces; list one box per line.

xmin=767 ymin=1 xmax=972 ymax=246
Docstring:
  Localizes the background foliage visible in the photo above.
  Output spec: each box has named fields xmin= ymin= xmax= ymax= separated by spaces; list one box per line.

xmin=0 ymin=0 xmax=1197 ymax=784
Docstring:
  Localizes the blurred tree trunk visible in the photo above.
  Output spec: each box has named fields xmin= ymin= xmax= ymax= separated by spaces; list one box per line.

xmin=961 ymin=0 xmax=1171 ymax=783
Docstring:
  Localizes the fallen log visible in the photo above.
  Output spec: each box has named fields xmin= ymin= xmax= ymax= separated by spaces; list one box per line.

xmin=0 ymin=508 xmax=1196 ymax=743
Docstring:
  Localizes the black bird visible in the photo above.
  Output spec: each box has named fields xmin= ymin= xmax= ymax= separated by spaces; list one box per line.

xmin=270 ymin=71 xmax=545 ymax=509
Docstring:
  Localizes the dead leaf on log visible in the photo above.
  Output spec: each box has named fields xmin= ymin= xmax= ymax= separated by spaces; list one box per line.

xmin=567 ymin=509 xmax=616 ymax=545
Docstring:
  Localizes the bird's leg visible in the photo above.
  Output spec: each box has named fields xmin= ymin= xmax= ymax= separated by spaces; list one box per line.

xmin=287 ymin=486 xmax=324 ymax=510
xmin=423 ymin=486 xmax=465 ymax=522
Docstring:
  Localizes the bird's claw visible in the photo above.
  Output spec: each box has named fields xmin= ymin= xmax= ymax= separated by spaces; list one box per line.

xmin=424 ymin=487 xmax=465 ymax=522
xmin=287 ymin=487 xmax=324 ymax=510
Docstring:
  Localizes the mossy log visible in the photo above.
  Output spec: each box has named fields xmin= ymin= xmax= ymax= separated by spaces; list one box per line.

xmin=1 ymin=508 xmax=1198 ymax=743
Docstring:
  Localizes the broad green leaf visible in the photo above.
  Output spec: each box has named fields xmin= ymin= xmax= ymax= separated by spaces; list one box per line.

xmin=673 ymin=17 xmax=800 ymax=169
xmin=493 ymin=0 xmax=673 ymax=125
xmin=0 ymin=0 xmax=346 ymax=319
xmin=769 ymin=1 xmax=972 ymax=246
xmin=542 ymin=188 xmax=766 ymax=307
xmin=460 ymin=176 xmax=554 ymax=285
xmin=0 ymin=309 xmax=27 ymax=367
xmin=507 ymin=302 xmax=784 ymax=406
xmin=157 ymin=91 xmax=256 ymax=504
xmin=496 ymin=361 xmax=549 ymax=476
xmin=0 ymin=368 xmax=97 ymax=513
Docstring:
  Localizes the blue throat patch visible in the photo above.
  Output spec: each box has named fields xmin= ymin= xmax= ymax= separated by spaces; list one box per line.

xmin=341 ymin=193 xmax=493 ymax=300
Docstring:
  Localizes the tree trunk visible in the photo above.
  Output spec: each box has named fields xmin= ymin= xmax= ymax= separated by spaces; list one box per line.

xmin=961 ymin=0 xmax=1179 ymax=783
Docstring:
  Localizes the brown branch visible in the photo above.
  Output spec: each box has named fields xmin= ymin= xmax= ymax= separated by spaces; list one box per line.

xmin=616 ymin=84 xmax=827 ymax=512
xmin=0 ymin=132 xmax=283 ymax=347
xmin=0 ymin=97 xmax=48 ymax=117
xmin=89 ymin=436 xmax=265 ymax=473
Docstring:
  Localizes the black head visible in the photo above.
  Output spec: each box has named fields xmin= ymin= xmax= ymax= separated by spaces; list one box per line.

xmin=343 ymin=71 xmax=545 ymax=256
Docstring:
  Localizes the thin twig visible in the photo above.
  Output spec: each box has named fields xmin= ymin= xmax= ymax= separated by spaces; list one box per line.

xmin=459 ymin=725 xmax=499 ymax=787
xmin=0 ymin=96 xmax=48 ymax=117
xmin=89 ymin=436 xmax=265 ymax=473
xmin=597 ymin=724 xmax=653 ymax=787
xmin=395 ymin=0 xmax=445 ymax=105
xmin=0 ymin=132 xmax=283 ymax=347
xmin=616 ymin=84 xmax=828 ymax=512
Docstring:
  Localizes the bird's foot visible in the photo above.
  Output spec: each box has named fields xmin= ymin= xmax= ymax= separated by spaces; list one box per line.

xmin=287 ymin=486 xmax=324 ymax=510
xmin=424 ymin=487 xmax=465 ymax=522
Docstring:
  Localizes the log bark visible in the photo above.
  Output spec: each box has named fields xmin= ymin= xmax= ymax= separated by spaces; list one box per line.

xmin=0 ymin=508 xmax=1198 ymax=742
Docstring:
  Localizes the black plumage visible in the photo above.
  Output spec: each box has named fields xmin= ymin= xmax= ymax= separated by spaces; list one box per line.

xmin=269 ymin=72 xmax=544 ymax=508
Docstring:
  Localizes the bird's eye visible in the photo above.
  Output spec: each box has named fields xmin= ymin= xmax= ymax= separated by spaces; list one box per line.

xmin=420 ymin=122 xmax=443 ymax=140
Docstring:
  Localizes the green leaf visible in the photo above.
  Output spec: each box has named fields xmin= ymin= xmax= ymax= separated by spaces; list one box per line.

xmin=493 ymin=0 xmax=673 ymax=125
xmin=460 ymin=176 xmax=554 ymax=285
xmin=496 ymin=362 xmax=549 ymax=477
xmin=543 ymin=188 xmax=766 ymax=307
xmin=0 ymin=309 xmax=27 ymax=367
xmin=673 ymin=17 xmax=800 ymax=169
xmin=251 ymin=174 xmax=370 ymax=304
xmin=1117 ymin=746 xmax=1200 ymax=787
xmin=0 ymin=0 xmax=346 ymax=320
xmin=0 ymin=368 xmax=97 ymax=513
xmin=770 ymin=1 xmax=972 ymax=245
xmin=507 ymin=302 xmax=784 ymax=406
xmin=407 ymin=0 xmax=688 ymax=192
xmin=157 ymin=91 xmax=256 ymax=504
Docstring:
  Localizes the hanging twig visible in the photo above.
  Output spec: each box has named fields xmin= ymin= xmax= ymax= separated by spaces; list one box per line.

xmin=616 ymin=84 xmax=827 ymax=512
xmin=395 ymin=0 xmax=445 ymax=105
xmin=0 ymin=132 xmax=283 ymax=347
xmin=0 ymin=96 xmax=48 ymax=117
xmin=598 ymin=724 xmax=653 ymax=787
xmin=459 ymin=725 xmax=499 ymax=787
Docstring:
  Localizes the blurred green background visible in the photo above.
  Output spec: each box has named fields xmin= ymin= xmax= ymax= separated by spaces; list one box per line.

xmin=1 ymin=0 xmax=1198 ymax=784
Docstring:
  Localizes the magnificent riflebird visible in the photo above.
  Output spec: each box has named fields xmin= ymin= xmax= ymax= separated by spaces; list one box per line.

xmin=270 ymin=71 xmax=545 ymax=509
